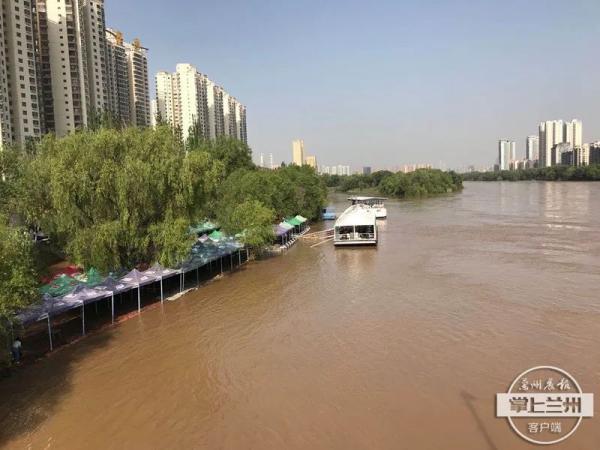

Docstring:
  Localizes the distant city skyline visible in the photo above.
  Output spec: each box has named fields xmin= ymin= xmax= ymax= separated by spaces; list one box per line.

xmin=105 ymin=1 xmax=600 ymax=168
xmin=492 ymin=118 xmax=587 ymax=171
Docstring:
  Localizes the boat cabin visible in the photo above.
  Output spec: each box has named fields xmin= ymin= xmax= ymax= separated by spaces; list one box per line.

xmin=334 ymin=205 xmax=377 ymax=246
xmin=347 ymin=196 xmax=387 ymax=219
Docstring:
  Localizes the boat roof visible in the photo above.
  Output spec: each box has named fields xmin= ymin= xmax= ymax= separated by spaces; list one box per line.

xmin=348 ymin=196 xmax=387 ymax=201
xmin=335 ymin=205 xmax=376 ymax=227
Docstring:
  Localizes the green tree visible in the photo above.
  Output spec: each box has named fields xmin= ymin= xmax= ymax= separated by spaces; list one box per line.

xmin=193 ymin=136 xmax=254 ymax=178
xmin=0 ymin=147 xmax=27 ymax=216
xmin=462 ymin=164 xmax=600 ymax=182
xmin=0 ymin=219 xmax=39 ymax=329
xmin=150 ymin=217 xmax=195 ymax=268
xmin=218 ymin=164 xmax=326 ymax=222
xmin=377 ymin=169 xmax=462 ymax=198
xmin=186 ymin=120 xmax=204 ymax=151
xmin=221 ymin=199 xmax=275 ymax=248
xmin=25 ymin=126 xmax=218 ymax=272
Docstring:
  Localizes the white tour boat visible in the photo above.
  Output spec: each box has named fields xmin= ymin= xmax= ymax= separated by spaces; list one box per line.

xmin=334 ymin=204 xmax=378 ymax=246
xmin=348 ymin=196 xmax=387 ymax=219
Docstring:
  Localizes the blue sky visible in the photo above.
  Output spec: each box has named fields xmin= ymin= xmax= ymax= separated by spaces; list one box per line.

xmin=106 ymin=0 xmax=600 ymax=170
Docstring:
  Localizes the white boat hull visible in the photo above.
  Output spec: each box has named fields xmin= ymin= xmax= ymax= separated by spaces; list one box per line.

xmin=374 ymin=207 xmax=387 ymax=219
xmin=334 ymin=239 xmax=377 ymax=246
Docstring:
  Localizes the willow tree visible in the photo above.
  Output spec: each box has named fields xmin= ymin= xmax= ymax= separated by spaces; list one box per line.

xmin=0 ymin=218 xmax=38 ymax=329
xmin=0 ymin=146 xmax=27 ymax=217
xmin=220 ymin=199 xmax=275 ymax=248
xmin=193 ymin=136 xmax=254 ymax=179
xmin=217 ymin=164 xmax=326 ymax=225
xmin=26 ymin=126 xmax=221 ymax=272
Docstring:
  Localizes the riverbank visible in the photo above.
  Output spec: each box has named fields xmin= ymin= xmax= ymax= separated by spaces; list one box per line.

xmin=6 ymin=215 xmax=313 ymax=369
xmin=463 ymin=164 xmax=600 ymax=181
xmin=6 ymin=247 xmax=251 ymax=368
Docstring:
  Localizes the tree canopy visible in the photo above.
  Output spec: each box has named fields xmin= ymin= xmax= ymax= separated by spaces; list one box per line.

xmin=463 ymin=165 xmax=600 ymax=181
xmin=0 ymin=218 xmax=38 ymax=327
xmin=2 ymin=126 xmax=325 ymax=273
xmin=324 ymin=169 xmax=463 ymax=198
xmin=0 ymin=147 xmax=28 ymax=217
xmin=216 ymin=165 xmax=326 ymax=246
xmin=23 ymin=126 xmax=222 ymax=271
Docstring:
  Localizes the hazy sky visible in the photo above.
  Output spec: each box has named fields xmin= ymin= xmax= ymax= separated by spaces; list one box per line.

xmin=107 ymin=0 xmax=600 ymax=170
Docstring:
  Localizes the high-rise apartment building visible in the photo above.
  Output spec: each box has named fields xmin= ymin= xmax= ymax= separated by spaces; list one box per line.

xmin=155 ymin=71 xmax=175 ymax=125
xmin=176 ymin=63 xmax=203 ymax=140
xmin=324 ymin=164 xmax=351 ymax=175
xmin=539 ymin=120 xmax=563 ymax=167
xmin=36 ymin=0 xmax=91 ymax=136
xmin=105 ymin=31 xmax=150 ymax=127
xmin=579 ymin=143 xmax=590 ymax=166
xmin=124 ymin=39 xmax=149 ymax=127
xmin=1 ymin=0 xmax=150 ymax=147
xmin=563 ymin=119 xmax=582 ymax=148
xmin=305 ymin=155 xmax=317 ymax=168
xmin=339 ymin=165 xmax=351 ymax=175
xmin=589 ymin=142 xmax=600 ymax=165
xmin=0 ymin=0 xmax=43 ymax=147
xmin=525 ymin=136 xmax=539 ymax=161
xmin=79 ymin=0 xmax=108 ymax=114
xmin=498 ymin=140 xmax=516 ymax=170
xmin=105 ymin=29 xmax=130 ymax=124
xmin=149 ymin=98 xmax=157 ymax=127
xmin=238 ymin=103 xmax=247 ymax=144
xmin=538 ymin=119 xmax=583 ymax=167
xmin=155 ymin=64 xmax=246 ymax=143
xmin=292 ymin=139 xmax=305 ymax=165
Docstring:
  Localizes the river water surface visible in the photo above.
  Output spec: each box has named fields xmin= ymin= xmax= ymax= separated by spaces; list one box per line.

xmin=1 ymin=181 xmax=599 ymax=449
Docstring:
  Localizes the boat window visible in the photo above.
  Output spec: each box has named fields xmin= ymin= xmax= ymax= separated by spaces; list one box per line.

xmin=355 ymin=225 xmax=374 ymax=235
xmin=336 ymin=226 xmax=354 ymax=235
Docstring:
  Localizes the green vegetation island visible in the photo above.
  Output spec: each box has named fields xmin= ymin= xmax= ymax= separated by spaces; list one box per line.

xmin=0 ymin=125 xmax=326 ymax=366
xmin=322 ymin=169 xmax=463 ymax=198
xmin=463 ymin=164 xmax=600 ymax=181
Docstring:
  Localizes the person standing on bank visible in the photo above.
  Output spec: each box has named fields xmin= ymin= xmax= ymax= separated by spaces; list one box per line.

xmin=11 ymin=337 xmax=22 ymax=363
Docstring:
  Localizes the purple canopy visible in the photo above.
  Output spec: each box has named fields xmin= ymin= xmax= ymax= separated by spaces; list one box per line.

xmin=61 ymin=284 xmax=110 ymax=307
xmin=17 ymin=285 xmax=108 ymax=324
xmin=274 ymin=225 xmax=290 ymax=237
xmin=16 ymin=294 xmax=55 ymax=324
xmin=144 ymin=263 xmax=179 ymax=279
xmin=120 ymin=269 xmax=159 ymax=287
xmin=94 ymin=276 xmax=131 ymax=294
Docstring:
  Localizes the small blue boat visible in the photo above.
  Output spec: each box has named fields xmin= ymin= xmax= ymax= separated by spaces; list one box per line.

xmin=322 ymin=206 xmax=336 ymax=220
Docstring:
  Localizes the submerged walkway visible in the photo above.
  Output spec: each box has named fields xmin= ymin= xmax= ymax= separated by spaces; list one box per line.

xmin=12 ymin=248 xmax=250 ymax=364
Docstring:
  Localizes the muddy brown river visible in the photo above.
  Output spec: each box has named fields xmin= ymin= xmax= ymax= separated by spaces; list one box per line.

xmin=1 ymin=181 xmax=599 ymax=449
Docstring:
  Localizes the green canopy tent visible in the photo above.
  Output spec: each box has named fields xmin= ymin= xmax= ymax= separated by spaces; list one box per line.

xmin=208 ymin=230 xmax=223 ymax=242
xmin=39 ymin=274 xmax=79 ymax=297
xmin=84 ymin=268 xmax=103 ymax=287
xmin=285 ymin=217 xmax=302 ymax=227
xmin=294 ymin=215 xmax=308 ymax=232
xmin=189 ymin=221 xmax=219 ymax=236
